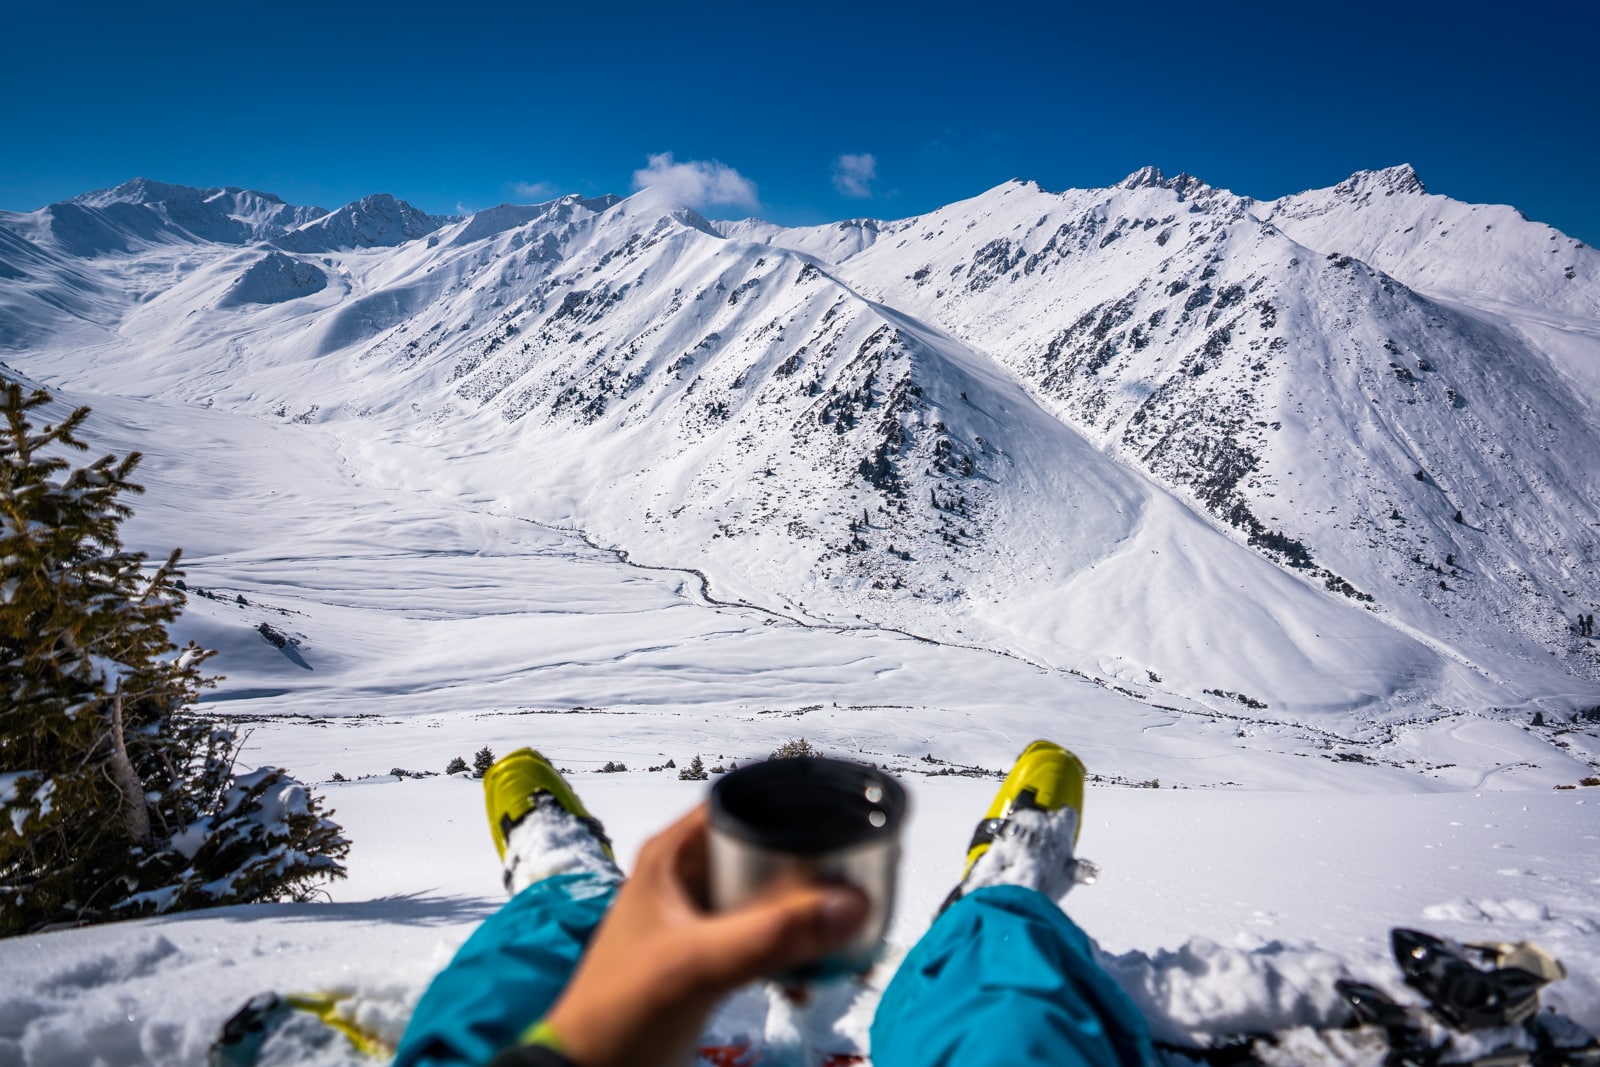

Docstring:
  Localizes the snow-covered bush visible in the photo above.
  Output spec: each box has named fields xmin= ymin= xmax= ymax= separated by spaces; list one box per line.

xmin=445 ymin=756 xmax=468 ymax=775
xmin=0 ymin=383 xmax=348 ymax=934
xmin=473 ymin=746 xmax=497 ymax=777
xmin=770 ymin=737 xmax=816 ymax=759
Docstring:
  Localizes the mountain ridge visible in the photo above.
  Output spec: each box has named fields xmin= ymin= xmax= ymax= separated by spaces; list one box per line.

xmin=2 ymin=169 xmax=1596 ymax=725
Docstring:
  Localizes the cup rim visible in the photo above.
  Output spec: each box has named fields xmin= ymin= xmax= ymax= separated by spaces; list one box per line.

xmin=709 ymin=756 xmax=908 ymax=854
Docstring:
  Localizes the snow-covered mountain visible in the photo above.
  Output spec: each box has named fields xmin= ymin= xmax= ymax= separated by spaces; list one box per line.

xmin=0 ymin=178 xmax=326 ymax=346
xmin=12 ymin=177 xmax=328 ymax=253
xmin=273 ymin=193 xmax=454 ymax=252
xmin=3 ymin=169 xmax=1597 ymax=728
xmin=723 ymin=166 xmax=1600 ymax=711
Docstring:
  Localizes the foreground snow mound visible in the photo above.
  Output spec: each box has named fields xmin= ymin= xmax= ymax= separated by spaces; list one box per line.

xmin=3 ymin=778 xmax=1597 ymax=1067
xmin=1105 ymin=936 xmax=1360 ymax=1046
xmin=8 ymin=922 xmax=1586 ymax=1067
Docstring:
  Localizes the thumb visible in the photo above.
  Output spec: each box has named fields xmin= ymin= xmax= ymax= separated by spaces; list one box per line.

xmin=695 ymin=883 xmax=870 ymax=988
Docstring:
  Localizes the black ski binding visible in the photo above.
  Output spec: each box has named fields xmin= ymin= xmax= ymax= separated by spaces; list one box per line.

xmin=1391 ymin=928 xmax=1546 ymax=1031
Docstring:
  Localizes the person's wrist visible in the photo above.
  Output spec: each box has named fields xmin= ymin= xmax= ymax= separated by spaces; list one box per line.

xmin=541 ymin=995 xmax=601 ymax=1065
xmin=519 ymin=1018 xmax=567 ymax=1052
xmin=542 ymin=982 xmax=650 ymax=1067
xmin=545 ymin=970 xmax=716 ymax=1067
xmin=484 ymin=1018 xmax=580 ymax=1067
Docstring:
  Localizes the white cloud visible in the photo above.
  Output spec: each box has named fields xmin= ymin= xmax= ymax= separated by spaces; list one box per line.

xmin=513 ymin=180 xmax=560 ymax=201
xmin=630 ymin=152 xmax=759 ymax=210
xmin=832 ymin=153 xmax=878 ymax=198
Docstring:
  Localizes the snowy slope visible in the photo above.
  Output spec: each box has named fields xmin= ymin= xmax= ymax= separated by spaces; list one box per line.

xmin=4 ymin=178 xmax=329 ymax=254
xmin=3 ymin=774 xmax=1595 ymax=1066
xmin=0 ymin=194 xmax=1468 ymax=720
xmin=0 ymin=178 xmax=329 ymax=344
xmin=774 ymin=170 xmax=1600 ymax=715
xmin=1261 ymin=165 xmax=1598 ymax=322
xmin=0 ymin=224 xmax=117 ymax=347
xmin=1260 ymin=164 xmax=1600 ymax=419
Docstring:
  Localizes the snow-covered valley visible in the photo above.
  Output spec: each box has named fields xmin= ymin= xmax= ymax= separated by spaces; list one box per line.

xmin=1 ymin=168 xmax=1598 ymax=1064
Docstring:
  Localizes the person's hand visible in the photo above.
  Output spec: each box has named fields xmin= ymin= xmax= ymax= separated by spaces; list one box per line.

xmin=542 ymin=803 xmax=869 ymax=1067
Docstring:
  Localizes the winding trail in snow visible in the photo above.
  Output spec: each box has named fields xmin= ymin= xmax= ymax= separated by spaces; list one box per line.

xmin=550 ymin=518 xmax=1471 ymax=754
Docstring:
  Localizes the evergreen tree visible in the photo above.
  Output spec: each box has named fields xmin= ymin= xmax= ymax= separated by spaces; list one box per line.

xmin=474 ymin=746 xmax=497 ymax=777
xmin=678 ymin=754 xmax=708 ymax=781
xmin=0 ymin=383 xmax=348 ymax=934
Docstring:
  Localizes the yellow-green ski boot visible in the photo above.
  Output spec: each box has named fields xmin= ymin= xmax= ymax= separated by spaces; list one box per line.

xmin=943 ymin=740 xmax=1094 ymax=911
xmin=483 ymin=747 xmax=616 ymax=894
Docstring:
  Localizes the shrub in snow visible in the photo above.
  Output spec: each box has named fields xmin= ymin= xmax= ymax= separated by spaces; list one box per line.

xmin=678 ymin=755 xmax=708 ymax=781
xmin=0 ymin=384 xmax=348 ymax=935
xmin=599 ymin=761 xmax=626 ymax=773
xmin=445 ymin=756 xmax=468 ymax=775
xmin=770 ymin=737 xmax=816 ymax=759
xmin=473 ymin=746 xmax=496 ymax=777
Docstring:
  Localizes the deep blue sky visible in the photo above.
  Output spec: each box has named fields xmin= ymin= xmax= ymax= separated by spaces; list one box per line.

xmin=5 ymin=0 xmax=1597 ymax=243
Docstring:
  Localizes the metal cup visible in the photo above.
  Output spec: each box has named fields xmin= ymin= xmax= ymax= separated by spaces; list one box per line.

xmin=708 ymin=756 xmax=908 ymax=980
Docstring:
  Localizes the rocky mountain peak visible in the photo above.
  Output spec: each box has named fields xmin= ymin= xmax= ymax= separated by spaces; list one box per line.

xmin=70 ymin=177 xmax=205 ymax=209
xmin=1118 ymin=166 xmax=1211 ymax=200
xmin=609 ymin=186 xmax=721 ymax=237
xmin=274 ymin=193 xmax=449 ymax=252
xmin=1332 ymin=164 xmax=1427 ymax=200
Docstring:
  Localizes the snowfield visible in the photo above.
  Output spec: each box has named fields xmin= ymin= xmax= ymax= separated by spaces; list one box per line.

xmin=1 ymin=166 xmax=1598 ymax=1065
xmin=4 ymin=774 xmax=1596 ymax=1065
